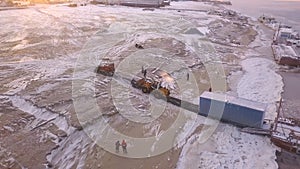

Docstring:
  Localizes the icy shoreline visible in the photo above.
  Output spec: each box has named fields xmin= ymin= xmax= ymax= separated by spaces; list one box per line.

xmin=176 ymin=3 xmax=283 ymax=169
xmin=0 ymin=2 xmax=285 ymax=169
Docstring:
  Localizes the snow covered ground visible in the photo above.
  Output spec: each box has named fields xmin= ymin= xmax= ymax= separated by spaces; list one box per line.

xmin=0 ymin=2 xmax=284 ymax=169
xmin=177 ymin=124 xmax=278 ymax=169
xmin=237 ymin=57 xmax=283 ymax=120
xmin=176 ymin=7 xmax=283 ymax=169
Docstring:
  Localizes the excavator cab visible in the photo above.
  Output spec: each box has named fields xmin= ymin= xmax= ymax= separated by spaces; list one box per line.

xmin=131 ymin=78 xmax=153 ymax=93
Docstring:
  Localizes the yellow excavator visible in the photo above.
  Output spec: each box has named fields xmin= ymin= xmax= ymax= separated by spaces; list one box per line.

xmin=131 ymin=77 xmax=170 ymax=99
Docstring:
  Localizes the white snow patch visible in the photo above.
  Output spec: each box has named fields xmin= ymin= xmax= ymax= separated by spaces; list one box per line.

xmin=197 ymin=27 xmax=210 ymax=35
xmin=177 ymin=124 xmax=278 ymax=169
xmin=165 ymin=1 xmax=218 ymax=11
xmin=4 ymin=76 xmax=30 ymax=95
xmin=40 ymin=130 xmax=59 ymax=144
xmin=174 ymin=112 xmax=199 ymax=148
xmin=3 ymin=125 xmax=14 ymax=132
xmin=177 ymin=53 xmax=281 ymax=169
xmin=36 ymin=82 xmax=59 ymax=93
xmin=19 ymin=56 xmax=36 ymax=62
xmin=9 ymin=96 xmax=73 ymax=134
xmin=237 ymin=57 xmax=283 ymax=120
xmin=47 ymin=130 xmax=91 ymax=169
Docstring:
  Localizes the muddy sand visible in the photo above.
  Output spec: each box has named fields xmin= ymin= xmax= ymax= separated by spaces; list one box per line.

xmin=0 ymin=2 xmax=284 ymax=169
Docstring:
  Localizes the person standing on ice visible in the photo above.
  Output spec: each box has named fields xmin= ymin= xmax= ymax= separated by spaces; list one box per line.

xmin=115 ymin=140 xmax=120 ymax=153
xmin=143 ymin=69 xmax=147 ymax=79
xmin=122 ymin=140 xmax=127 ymax=153
xmin=187 ymin=72 xmax=189 ymax=81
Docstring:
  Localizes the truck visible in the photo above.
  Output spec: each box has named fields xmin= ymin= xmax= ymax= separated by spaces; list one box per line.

xmin=96 ymin=59 xmax=115 ymax=76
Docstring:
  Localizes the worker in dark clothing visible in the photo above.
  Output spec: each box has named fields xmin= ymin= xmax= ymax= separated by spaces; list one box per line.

xmin=187 ymin=72 xmax=189 ymax=81
xmin=135 ymin=43 xmax=144 ymax=49
xmin=288 ymin=130 xmax=295 ymax=141
xmin=115 ymin=140 xmax=120 ymax=153
xmin=143 ymin=69 xmax=147 ymax=78
xmin=122 ymin=140 xmax=127 ymax=153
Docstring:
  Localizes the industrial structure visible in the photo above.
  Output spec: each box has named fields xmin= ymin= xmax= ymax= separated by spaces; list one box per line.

xmin=91 ymin=0 xmax=167 ymax=7
xmin=271 ymin=99 xmax=300 ymax=155
xmin=272 ymin=24 xmax=300 ymax=66
xmin=199 ymin=92 xmax=267 ymax=128
xmin=96 ymin=60 xmax=269 ymax=129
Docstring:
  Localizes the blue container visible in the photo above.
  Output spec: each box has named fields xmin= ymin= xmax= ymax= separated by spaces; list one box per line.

xmin=199 ymin=92 xmax=267 ymax=128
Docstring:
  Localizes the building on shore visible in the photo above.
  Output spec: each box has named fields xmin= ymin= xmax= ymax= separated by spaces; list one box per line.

xmin=0 ymin=0 xmax=30 ymax=6
xmin=279 ymin=28 xmax=293 ymax=39
xmin=0 ymin=0 xmax=6 ymax=6
xmin=197 ymin=0 xmax=231 ymax=5
xmin=258 ymin=15 xmax=277 ymax=24
xmin=274 ymin=26 xmax=299 ymax=45
xmin=272 ymin=24 xmax=300 ymax=66
xmin=91 ymin=0 xmax=166 ymax=7
xmin=272 ymin=44 xmax=300 ymax=66
xmin=11 ymin=0 xmax=30 ymax=6
xmin=258 ymin=15 xmax=279 ymax=30
xmin=48 ymin=0 xmax=71 ymax=4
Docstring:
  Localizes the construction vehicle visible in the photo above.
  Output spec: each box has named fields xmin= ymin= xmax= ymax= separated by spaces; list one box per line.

xmin=96 ymin=59 xmax=115 ymax=76
xmin=131 ymin=77 xmax=170 ymax=99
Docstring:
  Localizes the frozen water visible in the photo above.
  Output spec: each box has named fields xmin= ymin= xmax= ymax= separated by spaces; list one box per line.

xmin=177 ymin=124 xmax=278 ymax=169
xmin=237 ymin=58 xmax=283 ymax=120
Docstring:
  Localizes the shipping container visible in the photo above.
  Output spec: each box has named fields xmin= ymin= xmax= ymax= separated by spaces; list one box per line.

xmin=199 ymin=92 xmax=267 ymax=128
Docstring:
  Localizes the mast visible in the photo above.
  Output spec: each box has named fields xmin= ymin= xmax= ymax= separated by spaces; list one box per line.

xmin=273 ymin=98 xmax=282 ymax=132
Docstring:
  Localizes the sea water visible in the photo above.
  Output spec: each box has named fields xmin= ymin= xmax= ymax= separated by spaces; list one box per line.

xmin=229 ymin=0 xmax=300 ymax=32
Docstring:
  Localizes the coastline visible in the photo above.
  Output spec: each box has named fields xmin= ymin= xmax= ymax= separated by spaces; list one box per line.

xmin=176 ymin=1 xmax=281 ymax=168
xmin=0 ymin=1 xmax=299 ymax=169
xmin=228 ymin=0 xmax=300 ymax=32
xmin=226 ymin=2 xmax=300 ymax=169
